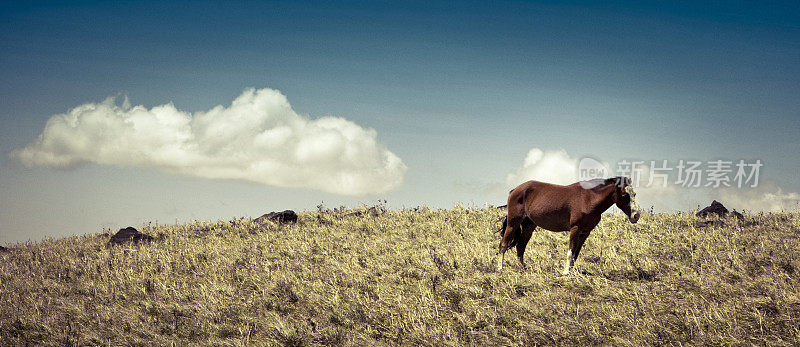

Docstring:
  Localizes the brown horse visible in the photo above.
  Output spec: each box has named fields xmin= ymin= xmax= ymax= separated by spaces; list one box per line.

xmin=498 ymin=177 xmax=641 ymax=274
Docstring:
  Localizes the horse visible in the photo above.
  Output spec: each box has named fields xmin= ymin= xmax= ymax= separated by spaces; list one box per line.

xmin=497 ymin=176 xmax=641 ymax=274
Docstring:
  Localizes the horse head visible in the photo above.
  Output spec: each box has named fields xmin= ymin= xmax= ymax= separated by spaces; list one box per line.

xmin=613 ymin=177 xmax=641 ymax=223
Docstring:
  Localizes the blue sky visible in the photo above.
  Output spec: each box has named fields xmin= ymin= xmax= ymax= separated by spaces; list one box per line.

xmin=2 ymin=1 xmax=799 ymax=243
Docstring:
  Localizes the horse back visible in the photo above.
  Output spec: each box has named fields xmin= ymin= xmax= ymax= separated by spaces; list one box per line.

xmin=508 ymin=181 xmax=587 ymax=231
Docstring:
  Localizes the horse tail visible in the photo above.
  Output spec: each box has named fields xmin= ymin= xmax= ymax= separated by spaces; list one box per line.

xmin=497 ymin=216 xmax=507 ymax=234
xmin=498 ymin=187 xmax=523 ymax=252
xmin=508 ymin=224 xmax=519 ymax=249
xmin=497 ymin=215 xmax=520 ymax=249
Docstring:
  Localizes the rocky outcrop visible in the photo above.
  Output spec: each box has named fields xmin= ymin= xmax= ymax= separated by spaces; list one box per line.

xmin=255 ymin=210 xmax=298 ymax=224
xmin=696 ymin=200 xmax=729 ymax=217
xmin=696 ymin=201 xmax=743 ymax=218
xmin=107 ymin=227 xmax=154 ymax=247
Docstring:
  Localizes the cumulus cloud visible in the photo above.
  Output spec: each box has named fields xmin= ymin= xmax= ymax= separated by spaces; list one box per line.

xmin=10 ymin=88 xmax=406 ymax=196
xmin=505 ymin=148 xmax=579 ymax=187
xmin=716 ymin=181 xmax=800 ymax=212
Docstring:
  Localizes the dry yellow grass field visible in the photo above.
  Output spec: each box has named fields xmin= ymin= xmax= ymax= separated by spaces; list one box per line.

xmin=2 ymin=206 xmax=799 ymax=345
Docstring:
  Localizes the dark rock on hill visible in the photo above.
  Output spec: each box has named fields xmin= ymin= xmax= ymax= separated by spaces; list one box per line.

xmin=697 ymin=201 xmax=729 ymax=217
xmin=696 ymin=200 xmax=744 ymax=219
xmin=694 ymin=201 xmax=746 ymax=228
xmin=107 ymin=227 xmax=154 ymax=247
xmin=256 ymin=210 xmax=298 ymax=224
xmin=0 ymin=245 xmax=7 ymax=252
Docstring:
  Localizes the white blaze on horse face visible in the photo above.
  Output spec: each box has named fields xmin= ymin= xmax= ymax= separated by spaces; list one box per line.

xmin=625 ymin=186 xmax=641 ymax=222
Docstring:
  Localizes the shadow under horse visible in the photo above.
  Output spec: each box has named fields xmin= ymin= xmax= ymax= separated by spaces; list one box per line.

xmin=498 ymin=176 xmax=641 ymax=274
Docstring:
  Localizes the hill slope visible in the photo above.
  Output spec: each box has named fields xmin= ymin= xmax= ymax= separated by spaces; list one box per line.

xmin=2 ymin=208 xmax=799 ymax=345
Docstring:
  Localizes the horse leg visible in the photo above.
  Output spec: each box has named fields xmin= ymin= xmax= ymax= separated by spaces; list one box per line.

xmin=563 ymin=226 xmax=581 ymax=275
xmin=516 ymin=218 xmax=536 ymax=269
xmin=498 ymin=215 xmax=522 ymax=271
xmin=572 ymin=230 xmax=591 ymax=263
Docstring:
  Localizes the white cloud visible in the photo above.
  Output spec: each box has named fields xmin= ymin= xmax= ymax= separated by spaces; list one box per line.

xmin=505 ymin=148 xmax=578 ymax=187
xmin=10 ymin=88 xmax=406 ymax=196
xmin=715 ymin=181 xmax=800 ymax=212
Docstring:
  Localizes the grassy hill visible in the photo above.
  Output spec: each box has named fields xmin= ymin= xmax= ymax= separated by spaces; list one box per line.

xmin=2 ymin=207 xmax=799 ymax=345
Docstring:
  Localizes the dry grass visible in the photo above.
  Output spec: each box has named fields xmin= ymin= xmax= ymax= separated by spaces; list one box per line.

xmin=2 ymin=206 xmax=799 ymax=345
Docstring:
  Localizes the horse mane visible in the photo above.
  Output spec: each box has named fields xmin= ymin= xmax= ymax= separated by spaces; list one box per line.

xmin=606 ymin=176 xmax=632 ymax=186
xmin=581 ymin=177 xmax=626 ymax=191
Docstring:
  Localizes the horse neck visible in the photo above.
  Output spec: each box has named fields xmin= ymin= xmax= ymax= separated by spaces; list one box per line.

xmin=589 ymin=184 xmax=617 ymax=214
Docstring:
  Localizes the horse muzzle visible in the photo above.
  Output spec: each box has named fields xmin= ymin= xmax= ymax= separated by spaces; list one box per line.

xmin=629 ymin=211 xmax=641 ymax=223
